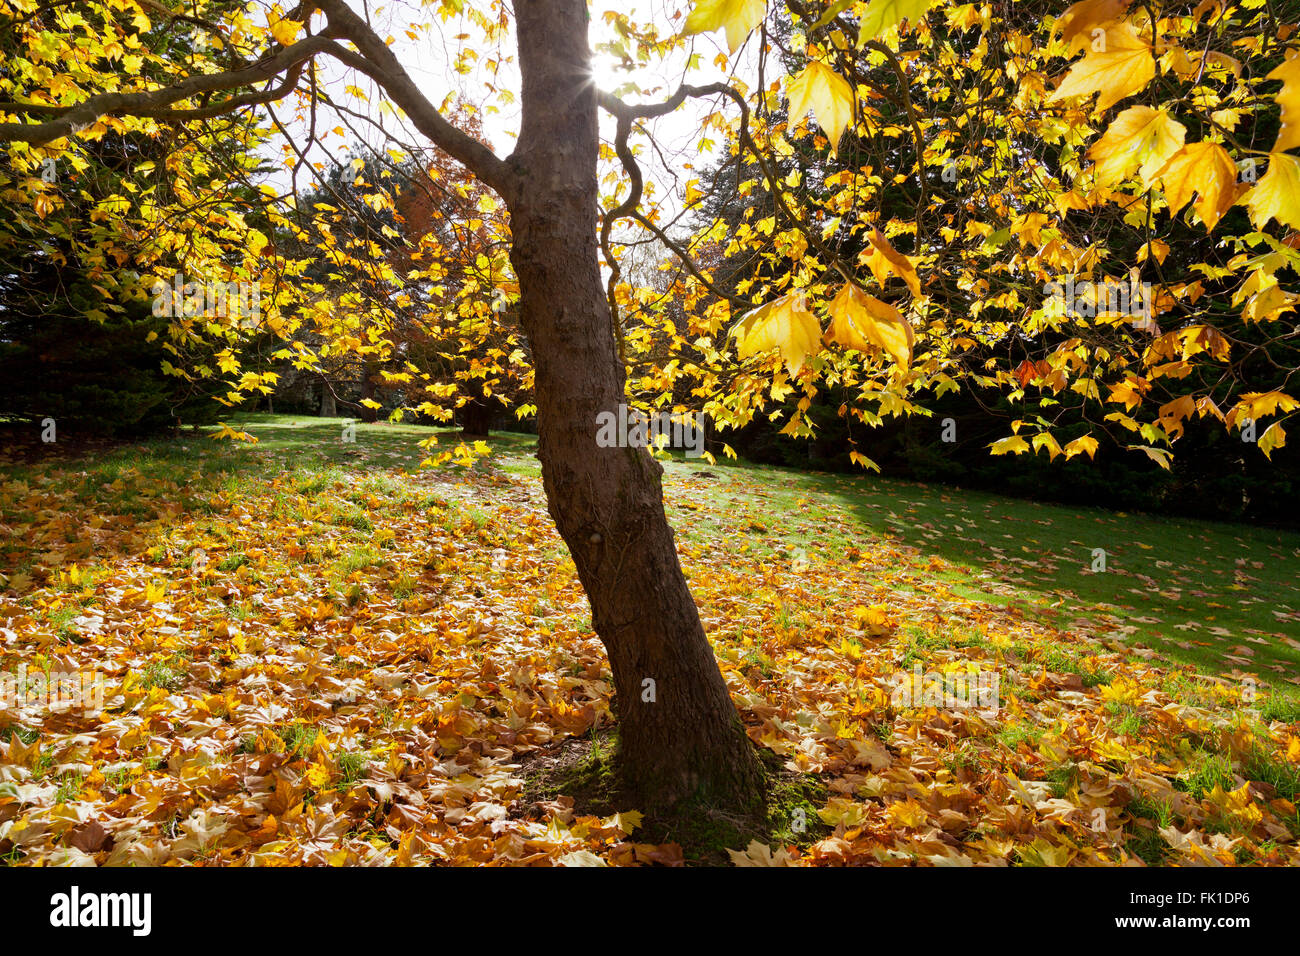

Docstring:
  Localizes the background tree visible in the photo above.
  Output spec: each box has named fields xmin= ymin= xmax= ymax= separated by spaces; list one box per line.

xmin=0 ymin=2 xmax=272 ymax=435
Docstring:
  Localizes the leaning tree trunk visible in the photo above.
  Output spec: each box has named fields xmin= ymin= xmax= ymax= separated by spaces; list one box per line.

xmin=505 ymin=0 xmax=764 ymax=811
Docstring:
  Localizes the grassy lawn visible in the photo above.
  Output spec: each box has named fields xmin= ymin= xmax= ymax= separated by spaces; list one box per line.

xmin=659 ymin=456 xmax=1300 ymax=684
xmin=5 ymin=411 xmax=1296 ymax=686
xmin=2 ymin=411 xmax=1299 ymax=866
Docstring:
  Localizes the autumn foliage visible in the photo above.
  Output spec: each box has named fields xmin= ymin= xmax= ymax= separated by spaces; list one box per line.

xmin=1 ymin=0 xmax=1299 ymax=865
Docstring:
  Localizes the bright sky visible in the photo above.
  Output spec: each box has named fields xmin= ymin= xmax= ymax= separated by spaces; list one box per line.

xmin=270 ymin=0 xmax=759 ymax=236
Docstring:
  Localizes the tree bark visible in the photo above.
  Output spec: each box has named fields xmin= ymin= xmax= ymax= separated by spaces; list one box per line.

xmin=505 ymin=0 xmax=764 ymax=811
xmin=360 ymin=360 xmax=379 ymax=423
xmin=460 ymin=392 xmax=493 ymax=438
xmin=320 ymin=378 xmax=336 ymax=418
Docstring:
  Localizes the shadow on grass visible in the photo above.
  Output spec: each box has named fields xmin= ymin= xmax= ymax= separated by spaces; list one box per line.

xmin=6 ymin=412 xmax=1298 ymax=683
xmin=0 ymin=412 xmax=539 ymax=584
xmin=659 ymin=453 xmax=1300 ymax=682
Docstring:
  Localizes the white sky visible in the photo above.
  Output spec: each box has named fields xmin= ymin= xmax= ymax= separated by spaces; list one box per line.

xmin=269 ymin=0 xmax=760 ymax=237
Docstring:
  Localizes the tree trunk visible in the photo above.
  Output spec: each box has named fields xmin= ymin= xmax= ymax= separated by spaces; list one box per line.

xmin=506 ymin=0 xmax=764 ymax=811
xmin=320 ymin=378 xmax=336 ymax=418
xmin=360 ymin=360 xmax=379 ymax=423
xmin=460 ymin=384 xmax=493 ymax=438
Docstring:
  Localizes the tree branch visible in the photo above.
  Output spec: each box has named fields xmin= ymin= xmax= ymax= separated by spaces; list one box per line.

xmin=312 ymin=0 xmax=513 ymax=199
xmin=2 ymin=0 xmax=514 ymax=201
xmin=598 ymin=83 xmax=758 ymax=345
xmin=0 ymin=36 xmax=338 ymax=145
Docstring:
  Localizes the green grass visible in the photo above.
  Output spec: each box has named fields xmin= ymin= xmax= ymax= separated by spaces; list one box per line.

xmin=334 ymin=545 xmax=383 ymax=576
xmin=45 ymin=604 xmax=81 ymax=642
xmin=657 ymin=451 xmax=1300 ymax=682
xmin=3 ymin=412 xmax=1298 ymax=691
xmin=1178 ymin=752 xmax=1236 ymax=799
xmin=220 ymin=413 xmax=538 ymax=472
xmin=337 ymin=750 xmax=369 ymax=785
xmin=1243 ymin=747 xmax=1300 ymax=804
xmin=1125 ymin=794 xmax=1175 ymax=865
xmin=53 ymin=772 xmax=83 ymax=803
xmin=996 ymin=721 xmax=1046 ymax=752
xmin=139 ymin=655 xmax=189 ymax=693
xmin=276 ymin=723 xmax=320 ymax=758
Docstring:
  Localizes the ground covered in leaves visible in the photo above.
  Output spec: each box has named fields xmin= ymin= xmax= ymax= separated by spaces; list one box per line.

xmin=1 ymin=416 xmax=1298 ymax=865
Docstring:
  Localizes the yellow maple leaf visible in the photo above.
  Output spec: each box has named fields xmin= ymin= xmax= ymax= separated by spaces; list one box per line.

xmin=1258 ymin=422 xmax=1287 ymax=460
xmin=820 ymin=797 xmax=870 ymax=827
xmin=850 ymin=603 xmax=893 ymax=635
xmin=268 ymin=11 xmax=303 ymax=47
xmin=1054 ymin=0 xmax=1131 ymax=54
xmin=848 ymin=450 xmax=879 ymax=471
xmin=1154 ymin=141 xmax=1241 ymax=232
xmin=1241 ymin=279 xmax=1298 ymax=323
xmin=682 ymin=0 xmax=766 ymax=53
xmin=731 ymin=293 xmax=822 ymax=375
xmin=1138 ymin=238 xmax=1170 ymax=263
xmin=1048 ymin=22 xmax=1154 ymax=111
xmin=825 ymin=282 xmax=914 ymax=367
xmin=1248 ymin=153 xmax=1300 ymax=231
xmin=211 ymin=422 xmax=259 ymax=443
xmin=1239 ymin=390 xmax=1300 ymax=421
xmin=1088 ymin=106 xmax=1185 ymax=188
xmin=727 ymin=839 xmax=795 ymax=866
xmin=305 ymin=761 xmax=332 ymax=788
xmin=861 ymin=227 xmax=921 ymax=297
xmin=786 ymin=62 xmax=855 ymax=153
xmin=856 ymin=0 xmax=938 ymax=45
xmin=1018 ymin=838 xmax=1075 ymax=867
xmin=1128 ymin=444 xmax=1172 ymax=470
xmin=1063 ymin=435 xmax=1100 ymax=460
xmin=1031 ymin=432 xmax=1064 ymax=461
xmin=885 ymin=799 xmax=927 ymax=828
xmin=1203 ymin=783 xmax=1262 ymax=828
xmin=990 ymin=435 xmax=1030 ymax=455
xmin=1267 ymin=56 xmax=1300 ymax=153
xmin=606 ymin=810 xmax=643 ymax=834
